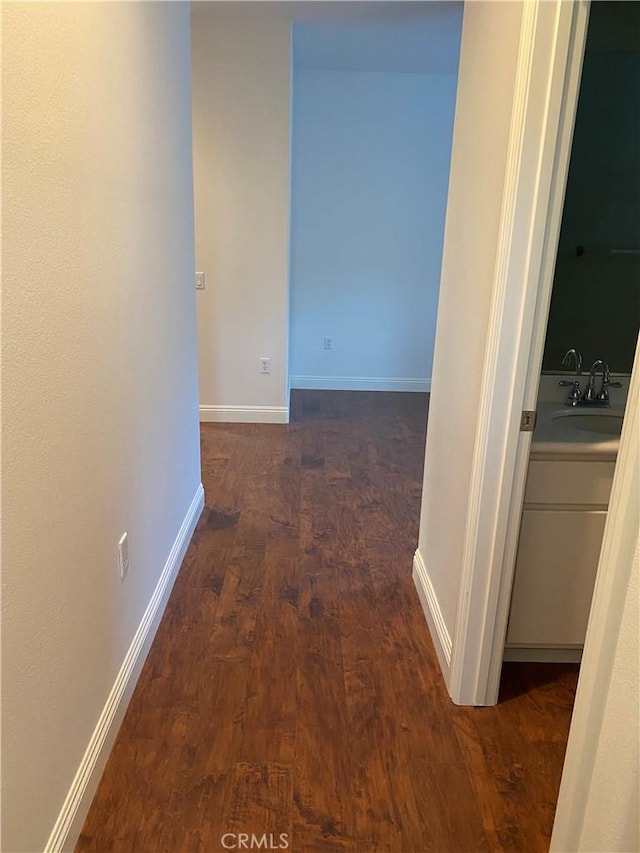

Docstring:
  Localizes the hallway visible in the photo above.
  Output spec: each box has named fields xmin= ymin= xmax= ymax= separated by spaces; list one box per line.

xmin=78 ymin=392 xmax=578 ymax=853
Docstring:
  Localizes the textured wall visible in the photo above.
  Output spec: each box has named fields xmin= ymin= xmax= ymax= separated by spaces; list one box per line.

xmin=1 ymin=4 xmax=201 ymax=850
xmin=191 ymin=4 xmax=291 ymax=418
xmin=289 ymin=68 xmax=458 ymax=388
xmin=579 ymin=543 xmax=639 ymax=851
xmin=416 ymin=0 xmax=524 ymax=633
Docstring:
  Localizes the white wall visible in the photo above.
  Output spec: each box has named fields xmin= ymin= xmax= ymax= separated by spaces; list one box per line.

xmin=292 ymin=7 xmax=464 ymax=77
xmin=191 ymin=5 xmax=291 ymax=423
xmin=289 ymin=69 xmax=458 ymax=391
xmin=578 ymin=544 xmax=639 ymax=851
xmin=551 ymin=342 xmax=640 ymax=851
xmin=1 ymin=4 xmax=201 ymax=851
xmin=414 ymin=1 xmax=525 ymax=643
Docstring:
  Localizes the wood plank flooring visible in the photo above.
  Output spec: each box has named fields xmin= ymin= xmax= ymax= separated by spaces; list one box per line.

xmin=77 ymin=391 xmax=578 ymax=853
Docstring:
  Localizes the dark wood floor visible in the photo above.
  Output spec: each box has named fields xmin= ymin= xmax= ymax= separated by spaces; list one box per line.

xmin=78 ymin=391 xmax=578 ymax=853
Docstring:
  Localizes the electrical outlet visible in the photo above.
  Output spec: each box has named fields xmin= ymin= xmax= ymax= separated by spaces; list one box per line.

xmin=259 ymin=357 xmax=271 ymax=374
xmin=323 ymin=336 xmax=333 ymax=350
xmin=118 ymin=532 xmax=129 ymax=580
xmin=195 ymin=272 xmax=205 ymax=290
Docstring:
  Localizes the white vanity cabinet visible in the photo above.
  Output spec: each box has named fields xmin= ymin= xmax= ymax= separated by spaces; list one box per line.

xmin=505 ymin=458 xmax=615 ymax=658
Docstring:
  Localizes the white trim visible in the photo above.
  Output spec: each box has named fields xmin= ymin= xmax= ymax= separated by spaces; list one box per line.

xmin=522 ymin=23 xmax=595 ymax=408
xmin=44 ymin=484 xmax=205 ymax=853
xmin=483 ymin=0 xmax=590 ymax=706
xmin=448 ymin=0 xmax=587 ymax=706
xmin=551 ymin=341 xmax=640 ymax=851
xmin=524 ymin=502 xmax=609 ymax=513
xmin=503 ymin=646 xmax=582 ymax=664
xmin=290 ymin=376 xmax=431 ymax=393
xmin=412 ymin=549 xmax=452 ymax=678
xmin=285 ymin=24 xmax=294 ymax=401
xmin=199 ymin=405 xmax=289 ymax=424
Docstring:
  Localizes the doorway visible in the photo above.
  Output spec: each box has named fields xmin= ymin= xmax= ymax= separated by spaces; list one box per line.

xmin=287 ymin=10 xmax=462 ymax=400
xmin=503 ymin=0 xmax=640 ymax=667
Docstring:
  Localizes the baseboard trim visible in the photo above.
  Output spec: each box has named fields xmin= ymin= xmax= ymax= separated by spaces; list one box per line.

xmin=200 ymin=405 xmax=289 ymax=424
xmin=44 ymin=483 xmax=205 ymax=853
xmin=289 ymin=376 xmax=431 ymax=393
xmin=504 ymin=646 xmax=583 ymax=663
xmin=412 ymin=549 xmax=452 ymax=677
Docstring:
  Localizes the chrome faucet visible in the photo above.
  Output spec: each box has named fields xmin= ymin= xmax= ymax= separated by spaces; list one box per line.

xmin=562 ymin=348 xmax=582 ymax=375
xmin=582 ymin=360 xmax=622 ymax=406
xmin=558 ymin=351 xmax=622 ymax=407
xmin=559 ymin=348 xmax=583 ymax=405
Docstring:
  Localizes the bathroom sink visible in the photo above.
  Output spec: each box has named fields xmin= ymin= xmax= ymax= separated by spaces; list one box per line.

xmin=551 ymin=410 xmax=624 ymax=436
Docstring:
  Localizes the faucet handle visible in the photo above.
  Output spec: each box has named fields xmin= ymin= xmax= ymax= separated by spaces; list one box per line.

xmin=559 ymin=379 xmax=582 ymax=405
xmin=597 ymin=377 xmax=623 ymax=402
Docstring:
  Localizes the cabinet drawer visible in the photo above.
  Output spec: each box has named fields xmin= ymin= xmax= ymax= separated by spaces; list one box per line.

xmin=524 ymin=460 xmax=615 ymax=506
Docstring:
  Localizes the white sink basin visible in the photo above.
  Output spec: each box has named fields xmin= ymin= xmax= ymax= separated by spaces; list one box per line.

xmin=551 ymin=410 xmax=624 ymax=436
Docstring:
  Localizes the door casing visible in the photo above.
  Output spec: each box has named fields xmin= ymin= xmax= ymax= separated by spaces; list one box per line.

xmin=447 ymin=0 xmax=593 ymax=707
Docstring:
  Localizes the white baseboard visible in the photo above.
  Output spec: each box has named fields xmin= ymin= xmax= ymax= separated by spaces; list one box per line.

xmin=289 ymin=376 xmax=431 ymax=393
xmin=44 ymin=483 xmax=205 ymax=853
xmin=503 ymin=646 xmax=583 ymax=663
xmin=412 ymin=549 xmax=452 ymax=679
xmin=200 ymin=405 xmax=289 ymax=424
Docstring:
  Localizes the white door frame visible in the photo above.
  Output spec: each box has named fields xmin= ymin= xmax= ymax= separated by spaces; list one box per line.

xmin=551 ymin=339 xmax=639 ymax=850
xmin=442 ymin=1 xmax=640 ymax=840
xmin=448 ymin=0 xmax=593 ymax=706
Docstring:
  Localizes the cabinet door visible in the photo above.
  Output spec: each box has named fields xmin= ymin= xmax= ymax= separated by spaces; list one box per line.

xmin=506 ymin=509 xmax=607 ymax=647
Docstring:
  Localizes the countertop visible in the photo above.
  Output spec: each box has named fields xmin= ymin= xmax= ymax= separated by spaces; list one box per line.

xmin=531 ymin=401 xmax=622 ymax=461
